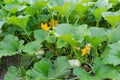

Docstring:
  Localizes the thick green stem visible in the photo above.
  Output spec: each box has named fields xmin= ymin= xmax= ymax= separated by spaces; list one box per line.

xmin=94 ymin=47 xmax=98 ymax=57
xmin=72 ymin=46 xmax=84 ymax=63
xmin=107 ymin=26 xmax=115 ymax=45
xmin=96 ymin=21 xmax=99 ymax=27
xmin=66 ymin=17 xmax=69 ymax=24
xmin=74 ymin=16 xmax=80 ymax=26
xmin=23 ymin=29 xmax=32 ymax=42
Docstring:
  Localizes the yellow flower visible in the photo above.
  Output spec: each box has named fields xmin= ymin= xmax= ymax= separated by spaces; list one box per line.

xmin=41 ymin=23 xmax=50 ymax=31
xmin=49 ymin=20 xmax=58 ymax=27
xmin=81 ymin=44 xmax=91 ymax=56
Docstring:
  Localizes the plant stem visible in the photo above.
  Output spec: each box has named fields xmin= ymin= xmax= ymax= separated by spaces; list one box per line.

xmin=107 ymin=26 xmax=115 ymax=45
xmin=72 ymin=46 xmax=84 ymax=63
xmin=66 ymin=17 xmax=69 ymax=24
xmin=74 ymin=16 xmax=80 ymax=26
xmin=96 ymin=21 xmax=99 ymax=27
xmin=94 ymin=47 xmax=98 ymax=57
xmin=52 ymin=12 xmax=54 ymax=26
xmin=23 ymin=29 xmax=32 ymax=42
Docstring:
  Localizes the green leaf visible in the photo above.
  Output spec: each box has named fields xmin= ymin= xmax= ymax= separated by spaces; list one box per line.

xmin=26 ymin=59 xmax=50 ymax=80
xmin=40 ymin=14 xmax=51 ymax=22
xmin=0 ymin=21 xmax=4 ymax=29
xmin=4 ymin=66 xmax=21 ymax=80
xmin=102 ymin=48 xmax=120 ymax=66
xmin=20 ymin=56 xmax=36 ymax=68
xmin=47 ymin=0 xmax=64 ymax=8
xmin=73 ymin=24 xmax=90 ymax=43
xmin=52 ymin=1 xmax=76 ymax=17
xmin=73 ymin=67 xmax=91 ymax=80
xmin=73 ymin=67 xmax=100 ymax=80
xmin=93 ymin=58 xmax=120 ymax=79
xmin=46 ymin=35 xmax=56 ymax=43
xmin=86 ymin=36 xmax=107 ymax=47
xmin=109 ymin=40 xmax=120 ymax=51
xmin=86 ymin=27 xmax=108 ymax=46
xmin=0 ymin=9 xmax=10 ymax=20
xmin=101 ymin=40 xmax=120 ymax=66
xmin=89 ymin=27 xmax=108 ymax=38
xmin=74 ymin=58 xmax=120 ymax=80
xmin=75 ymin=2 xmax=94 ymax=16
xmin=60 ymin=34 xmax=77 ymax=46
xmin=54 ymin=24 xmax=72 ymax=37
xmin=111 ymin=25 xmax=120 ymax=42
xmin=102 ymin=10 xmax=120 ymax=27
xmin=33 ymin=1 xmax=47 ymax=9
xmin=96 ymin=0 xmax=112 ymax=9
xmin=23 ymin=40 xmax=42 ymax=54
xmin=56 ymin=38 xmax=67 ymax=48
xmin=34 ymin=29 xmax=49 ymax=42
xmin=4 ymin=3 xmax=26 ymax=13
xmin=49 ymin=56 xmax=71 ymax=79
xmin=109 ymin=0 xmax=119 ymax=5
xmin=5 ymin=4 xmax=20 ymax=13
xmin=0 ymin=35 xmax=24 ymax=58
xmin=24 ymin=6 xmax=36 ymax=16
xmin=7 ymin=15 xmax=30 ymax=29
xmin=4 ymin=0 xmax=15 ymax=4
xmin=93 ymin=8 xmax=105 ymax=21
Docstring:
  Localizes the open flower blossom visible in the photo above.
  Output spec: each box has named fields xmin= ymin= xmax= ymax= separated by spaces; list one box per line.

xmin=49 ymin=20 xmax=58 ymax=27
xmin=41 ymin=23 xmax=50 ymax=31
xmin=81 ymin=43 xmax=91 ymax=56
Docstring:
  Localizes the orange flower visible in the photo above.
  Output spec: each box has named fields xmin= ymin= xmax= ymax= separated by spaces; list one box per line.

xmin=81 ymin=44 xmax=91 ymax=56
xmin=41 ymin=23 xmax=50 ymax=31
xmin=49 ymin=20 xmax=58 ymax=27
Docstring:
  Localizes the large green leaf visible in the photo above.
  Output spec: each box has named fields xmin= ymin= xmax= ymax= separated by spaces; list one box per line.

xmin=24 ymin=6 xmax=36 ymax=16
xmin=102 ymin=10 xmax=120 ymax=27
xmin=33 ymin=1 xmax=47 ymax=9
xmin=56 ymin=38 xmax=67 ymax=48
xmin=109 ymin=0 xmax=119 ymax=5
xmin=52 ymin=1 xmax=76 ymax=17
xmin=26 ymin=59 xmax=50 ymax=80
xmin=4 ymin=0 xmax=15 ymax=4
xmin=7 ymin=15 xmax=30 ymax=29
xmin=54 ymin=24 xmax=72 ymax=37
xmin=102 ymin=48 xmax=120 ymax=66
xmin=74 ymin=58 xmax=120 ymax=80
xmin=4 ymin=66 xmax=21 ymax=80
xmin=111 ymin=25 xmax=120 ymax=42
xmin=93 ymin=58 xmax=120 ymax=80
xmin=49 ymin=56 xmax=71 ymax=79
xmin=90 ymin=27 xmax=108 ymax=38
xmin=48 ymin=0 xmax=64 ymax=8
xmin=73 ymin=67 xmax=100 ymax=80
xmin=4 ymin=3 xmax=27 ymax=13
xmin=75 ymin=2 xmax=94 ymax=16
xmin=0 ymin=35 xmax=24 ymax=58
xmin=73 ymin=24 xmax=90 ymax=43
xmin=93 ymin=8 xmax=106 ymax=21
xmin=26 ymin=56 xmax=71 ymax=79
xmin=23 ymin=40 xmax=42 ymax=54
xmin=86 ymin=27 xmax=108 ymax=46
xmin=86 ymin=36 xmax=107 ymax=47
xmin=60 ymin=34 xmax=77 ymax=46
xmin=102 ymin=40 xmax=120 ymax=66
xmin=96 ymin=0 xmax=112 ymax=9
xmin=0 ymin=9 xmax=10 ymax=20
xmin=0 ymin=21 xmax=4 ymax=29
xmin=34 ymin=29 xmax=49 ymax=42
xmin=46 ymin=35 xmax=56 ymax=43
